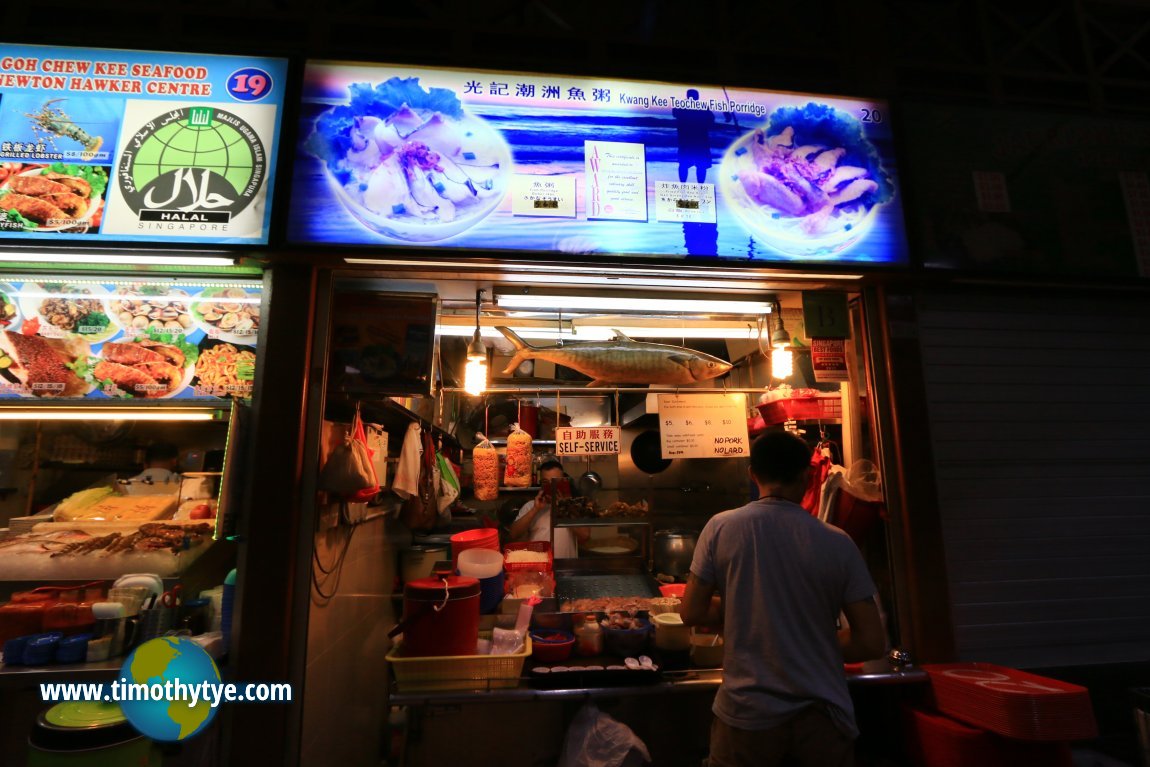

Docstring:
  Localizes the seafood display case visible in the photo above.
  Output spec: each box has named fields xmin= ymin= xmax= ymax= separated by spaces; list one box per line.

xmin=0 ymin=273 xmax=261 ymax=592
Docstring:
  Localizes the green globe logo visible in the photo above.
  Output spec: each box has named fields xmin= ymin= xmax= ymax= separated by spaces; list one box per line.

xmin=118 ymin=107 xmax=267 ymax=221
xmin=118 ymin=636 xmax=221 ymax=742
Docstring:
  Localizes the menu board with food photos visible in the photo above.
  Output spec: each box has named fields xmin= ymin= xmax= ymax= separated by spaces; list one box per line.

xmin=288 ymin=60 xmax=909 ymax=265
xmin=0 ymin=278 xmax=259 ymax=400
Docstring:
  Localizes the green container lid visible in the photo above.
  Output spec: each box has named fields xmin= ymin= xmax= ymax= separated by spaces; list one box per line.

xmin=31 ymin=701 xmax=143 ymax=753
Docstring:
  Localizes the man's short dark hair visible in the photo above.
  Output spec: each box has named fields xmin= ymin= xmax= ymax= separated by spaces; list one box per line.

xmin=750 ymin=431 xmax=811 ymax=484
xmin=538 ymin=459 xmax=564 ymax=474
xmin=145 ymin=443 xmax=179 ymax=465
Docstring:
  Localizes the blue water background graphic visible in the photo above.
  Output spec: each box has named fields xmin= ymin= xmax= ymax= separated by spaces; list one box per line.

xmin=287 ymin=102 xmax=910 ymax=265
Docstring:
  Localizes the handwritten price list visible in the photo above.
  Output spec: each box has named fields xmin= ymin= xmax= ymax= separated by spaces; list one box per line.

xmin=657 ymin=393 xmax=750 ymax=459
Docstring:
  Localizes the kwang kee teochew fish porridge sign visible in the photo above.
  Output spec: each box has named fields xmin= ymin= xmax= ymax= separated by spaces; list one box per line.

xmin=289 ymin=61 xmax=909 ymax=265
xmin=0 ymin=44 xmax=286 ymax=244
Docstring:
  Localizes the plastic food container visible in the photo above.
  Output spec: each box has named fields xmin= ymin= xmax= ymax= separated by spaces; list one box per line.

xmin=658 ymin=583 xmax=687 ymax=599
xmin=602 ymin=620 xmax=651 ymax=657
xmin=457 ymin=548 xmax=504 ymax=579
xmin=530 ymin=630 xmax=575 ymax=663
xmin=450 ymin=528 xmax=499 ymax=570
xmin=690 ymin=630 xmax=724 ymax=667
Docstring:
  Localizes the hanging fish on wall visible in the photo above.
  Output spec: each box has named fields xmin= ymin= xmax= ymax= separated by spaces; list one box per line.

xmin=497 ymin=327 xmax=732 ymax=386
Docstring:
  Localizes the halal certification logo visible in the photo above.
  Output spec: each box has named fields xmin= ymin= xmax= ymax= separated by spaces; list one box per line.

xmin=118 ymin=106 xmax=266 ymax=227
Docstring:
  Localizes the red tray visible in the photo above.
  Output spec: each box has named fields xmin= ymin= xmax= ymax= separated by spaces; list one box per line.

xmin=923 ymin=663 xmax=1097 ymax=741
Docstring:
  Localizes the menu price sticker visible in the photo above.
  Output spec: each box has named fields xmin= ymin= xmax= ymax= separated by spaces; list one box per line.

xmin=657 ymin=393 xmax=750 ymax=459
xmin=511 ymin=174 xmax=577 ymax=217
xmin=555 ymin=426 xmax=620 ymax=456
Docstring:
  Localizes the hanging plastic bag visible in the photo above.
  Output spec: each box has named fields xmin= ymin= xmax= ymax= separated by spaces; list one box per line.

xmin=436 ymin=452 xmax=460 ymax=513
xmin=319 ymin=408 xmax=379 ymax=502
xmin=472 ymin=433 xmax=500 ymax=501
xmin=558 ymin=703 xmax=651 ymax=767
xmin=503 ymin=422 xmax=533 ymax=488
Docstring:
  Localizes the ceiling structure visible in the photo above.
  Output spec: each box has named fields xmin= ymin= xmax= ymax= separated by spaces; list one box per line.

xmin=6 ymin=1 xmax=1148 ymax=114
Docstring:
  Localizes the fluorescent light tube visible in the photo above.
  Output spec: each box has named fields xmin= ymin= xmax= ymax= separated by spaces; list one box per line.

xmin=495 ymin=294 xmax=773 ymax=314
xmin=0 ymin=409 xmax=217 ymax=421
xmin=0 ymin=252 xmax=236 ymax=267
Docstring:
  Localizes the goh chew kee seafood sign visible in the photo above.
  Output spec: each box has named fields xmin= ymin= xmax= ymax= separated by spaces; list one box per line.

xmin=288 ymin=60 xmax=909 ymax=265
xmin=0 ymin=278 xmax=260 ymax=401
xmin=0 ymin=43 xmax=286 ymax=244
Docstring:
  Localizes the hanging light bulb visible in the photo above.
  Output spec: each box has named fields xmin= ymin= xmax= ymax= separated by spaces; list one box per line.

xmin=771 ymin=346 xmax=794 ymax=379
xmin=768 ymin=297 xmax=793 ymax=380
xmin=464 ymin=289 xmax=487 ymax=396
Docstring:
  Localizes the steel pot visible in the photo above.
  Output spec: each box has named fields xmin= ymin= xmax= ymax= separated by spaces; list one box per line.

xmin=653 ymin=529 xmax=698 ymax=580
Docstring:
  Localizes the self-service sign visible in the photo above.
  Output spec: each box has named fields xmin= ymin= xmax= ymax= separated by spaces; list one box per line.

xmin=555 ymin=426 xmax=620 ymax=456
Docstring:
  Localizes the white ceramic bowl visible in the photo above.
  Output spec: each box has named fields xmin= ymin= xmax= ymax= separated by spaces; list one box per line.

xmin=326 ymin=113 xmax=512 ymax=243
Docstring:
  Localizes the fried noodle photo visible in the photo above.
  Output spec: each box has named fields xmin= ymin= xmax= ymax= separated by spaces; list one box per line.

xmin=195 ymin=343 xmax=255 ymax=395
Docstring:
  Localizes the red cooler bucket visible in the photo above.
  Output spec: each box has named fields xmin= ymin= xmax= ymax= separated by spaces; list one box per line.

xmin=399 ymin=576 xmax=480 ymax=657
xmin=450 ymin=529 xmax=499 ymax=569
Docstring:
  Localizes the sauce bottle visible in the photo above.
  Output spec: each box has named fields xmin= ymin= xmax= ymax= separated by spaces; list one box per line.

xmin=575 ymin=614 xmax=602 ymax=656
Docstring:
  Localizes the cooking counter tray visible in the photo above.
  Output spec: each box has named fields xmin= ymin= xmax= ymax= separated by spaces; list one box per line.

xmin=555 ymin=573 xmax=658 ymax=601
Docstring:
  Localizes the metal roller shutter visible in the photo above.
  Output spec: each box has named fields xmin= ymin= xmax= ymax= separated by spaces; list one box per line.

xmin=917 ymin=288 xmax=1150 ymax=667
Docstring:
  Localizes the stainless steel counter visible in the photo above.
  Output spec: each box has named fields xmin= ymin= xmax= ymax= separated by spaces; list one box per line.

xmin=389 ymin=659 xmax=928 ymax=706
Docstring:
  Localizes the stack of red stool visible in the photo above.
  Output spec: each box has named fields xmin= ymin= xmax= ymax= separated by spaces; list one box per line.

xmin=902 ymin=662 xmax=1098 ymax=767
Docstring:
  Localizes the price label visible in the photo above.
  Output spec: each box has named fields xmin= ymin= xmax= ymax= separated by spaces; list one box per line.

xmin=555 ymin=426 xmax=620 ymax=456
xmin=657 ymin=393 xmax=749 ymax=459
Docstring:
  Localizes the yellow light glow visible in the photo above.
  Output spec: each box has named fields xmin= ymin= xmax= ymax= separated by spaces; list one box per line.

xmin=0 ymin=409 xmax=217 ymax=421
xmin=463 ymin=358 xmax=487 ymax=396
xmin=771 ymin=348 xmax=793 ymax=379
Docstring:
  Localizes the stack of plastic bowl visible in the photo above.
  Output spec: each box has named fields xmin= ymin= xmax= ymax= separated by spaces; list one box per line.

xmin=456 ymin=548 xmax=505 ymax=614
xmin=450 ymin=529 xmax=500 ymax=570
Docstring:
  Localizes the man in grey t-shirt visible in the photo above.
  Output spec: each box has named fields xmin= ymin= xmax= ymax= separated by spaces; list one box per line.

xmin=681 ymin=431 xmax=886 ymax=767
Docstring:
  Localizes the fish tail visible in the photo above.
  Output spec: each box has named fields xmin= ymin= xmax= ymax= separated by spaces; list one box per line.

xmin=496 ymin=327 xmax=535 ymax=375
xmin=495 ymin=326 xmax=531 ymax=351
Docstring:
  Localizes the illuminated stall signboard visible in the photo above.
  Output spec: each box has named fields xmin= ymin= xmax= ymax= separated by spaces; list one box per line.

xmin=0 ymin=279 xmax=260 ymax=401
xmin=289 ymin=62 xmax=909 ymax=265
xmin=0 ymin=44 xmax=286 ymax=244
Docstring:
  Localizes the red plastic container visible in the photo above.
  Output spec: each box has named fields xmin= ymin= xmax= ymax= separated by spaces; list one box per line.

xmin=658 ymin=584 xmax=686 ymax=599
xmin=400 ymin=576 xmax=480 ymax=657
xmin=530 ymin=630 xmax=574 ymax=662
xmin=0 ymin=602 xmax=47 ymax=644
xmin=450 ymin=528 xmax=500 ymax=570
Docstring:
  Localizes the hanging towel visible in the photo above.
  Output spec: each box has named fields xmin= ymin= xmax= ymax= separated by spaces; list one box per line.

xmin=392 ymin=422 xmax=423 ymax=500
xmin=366 ymin=424 xmax=389 ymax=488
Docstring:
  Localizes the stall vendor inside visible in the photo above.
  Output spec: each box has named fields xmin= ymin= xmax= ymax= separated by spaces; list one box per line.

xmin=508 ymin=459 xmax=589 ymax=558
xmin=125 ymin=443 xmax=181 ymax=495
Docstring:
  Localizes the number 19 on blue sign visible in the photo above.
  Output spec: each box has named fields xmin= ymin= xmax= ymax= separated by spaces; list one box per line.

xmin=227 ymin=67 xmax=273 ymax=101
